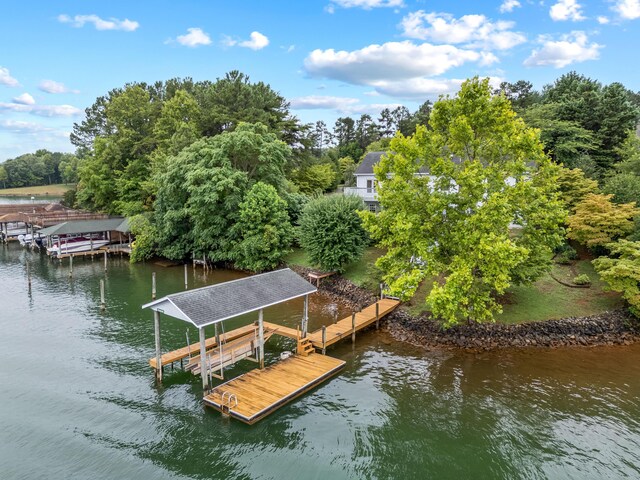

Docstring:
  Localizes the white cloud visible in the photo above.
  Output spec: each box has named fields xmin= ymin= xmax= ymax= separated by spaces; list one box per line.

xmin=239 ymin=31 xmax=269 ymax=50
xmin=174 ymin=27 xmax=212 ymax=47
xmin=499 ymin=0 xmax=521 ymax=13
xmin=57 ymin=14 xmax=139 ymax=31
xmin=400 ymin=11 xmax=526 ymax=50
xmin=12 ymin=93 xmax=35 ymax=105
xmin=0 ymin=120 xmax=52 ymax=134
xmin=38 ymin=79 xmax=79 ymax=94
xmin=549 ymin=0 xmax=585 ymax=21
xmin=0 ymin=102 xmax=82 ymax=117
xmin=524 ymin=31 xmax=601 ymax=68
xmin=305 ymin=41 xmax=495 ymax=85
xmin=0 ymin=67 xmax=19 ymax=87
xmin=329 ymin=0 xmax=404 ymax=10
xmin=369 ymin=76 xmax=503 ymax=99
xmin=291 ymin=95 xmax=360 ymax=109
xmin=613 ymin=0 xmax=640 ymax=19
xmin=597 ymin=15 xmax=610 ymax=24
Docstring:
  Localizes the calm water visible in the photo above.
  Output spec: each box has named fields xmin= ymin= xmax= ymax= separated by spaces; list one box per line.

xmin=1 ymin=243 xmax=639 ymax=480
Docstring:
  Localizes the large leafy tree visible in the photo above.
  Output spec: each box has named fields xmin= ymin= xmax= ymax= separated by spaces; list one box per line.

xmin=231 ymin=182 xmax=293 ymax=271
xmin=361 ymin=78 xmax=565 ymax=325
xmin=557 ymin=167 xmax=599 ymax=211
xmin=299 ymin=194 xmax=367 ymax=273
xmin=154 ymin=123 xmax=291 ymax=262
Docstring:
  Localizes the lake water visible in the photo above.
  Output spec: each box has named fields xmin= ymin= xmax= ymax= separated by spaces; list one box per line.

xmin=1 ymin=242 xmax=639 ymax=480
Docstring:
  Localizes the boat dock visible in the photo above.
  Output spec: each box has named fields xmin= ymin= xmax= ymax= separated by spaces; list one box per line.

xmin=143 ymin=269 xmax=400 ymax=424
xmin=203 ymin=353 xmax=345 ymax=424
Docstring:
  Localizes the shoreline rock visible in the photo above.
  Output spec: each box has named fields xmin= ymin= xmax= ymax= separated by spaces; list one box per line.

xmin=288 ymin=264 xmax=640 ymax=350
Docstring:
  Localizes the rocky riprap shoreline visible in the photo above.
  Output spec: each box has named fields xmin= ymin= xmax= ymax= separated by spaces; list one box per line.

xmin=288 ymin=264 xmax=640 ymax=350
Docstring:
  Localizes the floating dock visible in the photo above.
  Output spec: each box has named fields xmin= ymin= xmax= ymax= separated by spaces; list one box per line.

xmin=203 ymin=353 xmax=345 ymax=424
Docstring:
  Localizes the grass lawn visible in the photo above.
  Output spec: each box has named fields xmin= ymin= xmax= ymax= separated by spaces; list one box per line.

xmin=406 ymin=259 xmax=623 ymax=323
xmin=0 ymin=183 xmax=74 ymax=196
xmin=285 ymin=246 xmax=385 ymax=290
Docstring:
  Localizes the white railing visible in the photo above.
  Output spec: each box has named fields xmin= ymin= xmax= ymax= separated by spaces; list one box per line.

xmin=344 ymin=187 xmax=377 ymax=202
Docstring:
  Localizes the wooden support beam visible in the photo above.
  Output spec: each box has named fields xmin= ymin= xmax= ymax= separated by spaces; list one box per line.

xmin=184 ymin=264 xmax=188 ymax=290
xmin=152 ymin=272 xmax=157 ymax=300
xmin=258 ymin=309 xmax=265 ymax=369
xmin=351 ymin=313 xmax=356 ymax=344
xmin=199 ymin=327 xmax=208 ymax=390
xmin=154 ymin=310 xmax=162 ymax=383
xmin=104 ymin=250 xmax=108 ymax=272
xmin=376 ymin=302 xmax=379 ymax=330
xmin=322 ymin=325 xmax=326 ymax=355
xmin=302 ymin=294 xmax=309 ymax=338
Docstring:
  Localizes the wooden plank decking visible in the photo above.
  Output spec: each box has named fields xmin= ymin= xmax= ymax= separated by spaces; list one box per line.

xmin=149 ymin=324 xmax=270 ymax=369
xmin=306 ymin=298 xmax=400 ymax=349
xmin=203 ymin=353 xmax=345 ymax=424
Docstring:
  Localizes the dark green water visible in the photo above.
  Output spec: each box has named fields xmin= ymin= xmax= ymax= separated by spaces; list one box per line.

xmin=1 ymin=243 xmax=639 ymax=480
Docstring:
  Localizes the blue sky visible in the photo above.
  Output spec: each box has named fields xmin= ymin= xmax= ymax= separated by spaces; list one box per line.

xmin=1 ymin=0 xmax=639 ymax=161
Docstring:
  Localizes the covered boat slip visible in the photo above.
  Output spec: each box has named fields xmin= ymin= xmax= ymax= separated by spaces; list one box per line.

xmin=38 ymin=217 xmax=130 ymax=257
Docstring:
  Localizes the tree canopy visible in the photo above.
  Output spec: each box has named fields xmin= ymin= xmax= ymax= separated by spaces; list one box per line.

xmin=361 ymin=77 xmax=565 ymax=326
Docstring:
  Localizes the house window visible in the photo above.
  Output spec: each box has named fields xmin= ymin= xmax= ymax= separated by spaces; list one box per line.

xmin=368 ymin=203 xmax=378 ymax=213
xmin=366 ymin=179 xmax=374 ymax=194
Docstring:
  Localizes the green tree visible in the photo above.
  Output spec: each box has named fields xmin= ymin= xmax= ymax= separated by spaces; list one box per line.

xmin=0 ymin=165 xmax=7 ymax=188
xmin=299 ymin=194 xmax=367 ymax=272
xmin=231 ymin=183 xmax=293 ymax=271
xmin=129 ymin=214 xmax=158 ymax=262
xmin=567 ymin=193 xmax=639 ymax=248
xmin=557 ymin=167 xmax=599 ymax=211
xmin=603 ymin=173 xmax=640 ymax=205
xmin=361 ymin=77 xmax=565 ymax=326
xmin=292 ymin=163 xmax=337 ymax=194
xmin=593 ymin=240 xmax=640 ymax=316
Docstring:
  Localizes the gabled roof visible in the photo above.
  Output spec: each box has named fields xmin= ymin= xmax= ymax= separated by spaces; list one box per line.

xmin=355 ymin=151 xmax=385 ymax=175
xmin=142 ymin=268 xmax=317 ymax=328
xmin=38 ymin=217 xmax=129 ymax=236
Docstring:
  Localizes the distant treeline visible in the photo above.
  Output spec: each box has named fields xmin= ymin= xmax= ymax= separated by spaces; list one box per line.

xmin=0 ymin=150 xmax=79 ymax=189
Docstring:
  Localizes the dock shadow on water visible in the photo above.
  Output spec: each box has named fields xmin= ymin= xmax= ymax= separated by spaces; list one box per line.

xmin=1 ymin=242 xmax=639 ymax=479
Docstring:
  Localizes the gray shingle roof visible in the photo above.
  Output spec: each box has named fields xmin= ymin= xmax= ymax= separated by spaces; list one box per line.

xmin=38 ymin=218 xmax=129 ymax=236
xmin=355 ymin=151 xmax=385 ymax=175
xmin=142 ymin=268 xmax=317 ymax=328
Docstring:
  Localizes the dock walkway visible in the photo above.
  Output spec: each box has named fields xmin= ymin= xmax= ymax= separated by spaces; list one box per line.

xmin=203 ymin=353 xmax=345 ymax=424
xmin=307 ymin=298 xmax=400 ymax=349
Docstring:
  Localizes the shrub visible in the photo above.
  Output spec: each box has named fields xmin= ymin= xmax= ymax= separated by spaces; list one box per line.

xmin=231 ymin=182 xmax=294 ymax=272
xmin=573 ymin=274 xmax=591 ymax=286
xmin=129 ymin=214 xmax=157 ymax=263
xmin=298 ymin=194 xmax=367 ymax=272
xmin=555 ymin=252 xmax=573 ymax=265
xmin=593 ymin=240 xmax=640 ymax=316
xmin=555 ymin=244 xmax=578 ymax=263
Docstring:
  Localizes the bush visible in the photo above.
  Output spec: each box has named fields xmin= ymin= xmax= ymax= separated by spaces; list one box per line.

xmin=129 ymin=214 xmax=157 ymax=262
xmin=555 ymin=243 xmax=578 ymax=260
xmin=298 ymin=194 xmax=367 ymax=273
xmin=555 ymin=252 xmax=573 ymax=265
xmin=61 ymin=188 xmax=77 ymax=208
xmin=573 ymin=274 xmax=591 ymax=286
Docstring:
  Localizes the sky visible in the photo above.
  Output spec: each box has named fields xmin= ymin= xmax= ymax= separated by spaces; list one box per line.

xmin=1 ymin=0 xmax=639 ymax=161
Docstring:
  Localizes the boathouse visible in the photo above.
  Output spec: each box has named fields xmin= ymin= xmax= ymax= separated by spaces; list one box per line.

xmin=37 ymin=217 xmax=130 ymax=256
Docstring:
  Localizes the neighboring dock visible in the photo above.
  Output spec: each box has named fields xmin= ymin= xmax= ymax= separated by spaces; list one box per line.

xmin=203 ymin=353 xmax=345 ymax=424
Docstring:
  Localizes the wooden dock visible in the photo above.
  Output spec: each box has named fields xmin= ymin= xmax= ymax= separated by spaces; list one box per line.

xmin=203 ymin=353 xmax=345 ymax=424
xmin=306 ymin=298 xmax=400 ymax=350
xmin=149 ymin=324 xmax=274 ymax=369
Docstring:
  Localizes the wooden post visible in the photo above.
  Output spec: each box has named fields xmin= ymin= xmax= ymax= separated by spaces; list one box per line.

xmin=104 ymin=250 xmax=108 ymax=272
xmin=351 ymin=313 xmax=356 ymax=344
xmin=380 ymin=283 xmax=384 ymax=299
xmin=184 ymin=264 xmax=188 ymax=290
xmin=69 ymin=255 xmax=73 ymax=277
xmin=154 ymin=310 xmax=162 ymax=383
xmin=376 ymin=301 xmax=380 ymax=329
xmin=26 ymin=263 xmax=31 ymax=292
xmin=258 ymin=309 xmax=264 ymax=369
xmin=321 ymin=325 xmax=327 ymax=355
xmin=100 ymin=279 xmax=105 ymax=310
xmin=152 ymin=272 xmax=157 ymax=300
xmin=302 ymin=294 xmax=309 ymax=338
xmin=199 ymin=327 xmax=208 ymax=390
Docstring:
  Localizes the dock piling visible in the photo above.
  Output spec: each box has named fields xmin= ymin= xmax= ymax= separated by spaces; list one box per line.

xmin=100 ymin=279 xmax=105 ymax=310
xmin=152 ymin=272 xmax=157 ymax=300
xmin=376 ymin=302 xmax=379 ymax=330
xmin=104 ymin=250 xmax=108 ymax=272
xmin=27 ymin=263 xmax=31 ymax=292
xmin=154 ymin=310 xmax=162 ymax=383
xmin=184 ymin=264 xmax=188 ymax=290
xmin=69 ymin=255 xmax=73 ymax=277
xmin=322 ymin=325 xmax=327 ymax=355
xmin=351 ymin=313 xmax=356 ymax=344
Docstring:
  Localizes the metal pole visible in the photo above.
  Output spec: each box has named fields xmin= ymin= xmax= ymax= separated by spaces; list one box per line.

xmin=351 ymin=313 xmax=356 ymax=344
xmin=154 ymin=310 xmax=162 ymax=383
xmin=184 ymin=264 xmax=188 ymax=290
xmin=302 ymin=294 xmax=309 ymax=338
xmin=104 ymin=250 xmax=108 ymax=272
xmin=152 ymin=272 xmax=157 ymax=300
xmin=199 ymin=327 xmax=208 ymax=390
xmin=376 ymin=302 xmax=380 ymax=330
xmin=322 ymin=325 xmax=326 ymax=355
xmin=258 ymin=309 xmax=264 ymax=369
xmin=100 ymin=279 xmax=105 ymax=310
